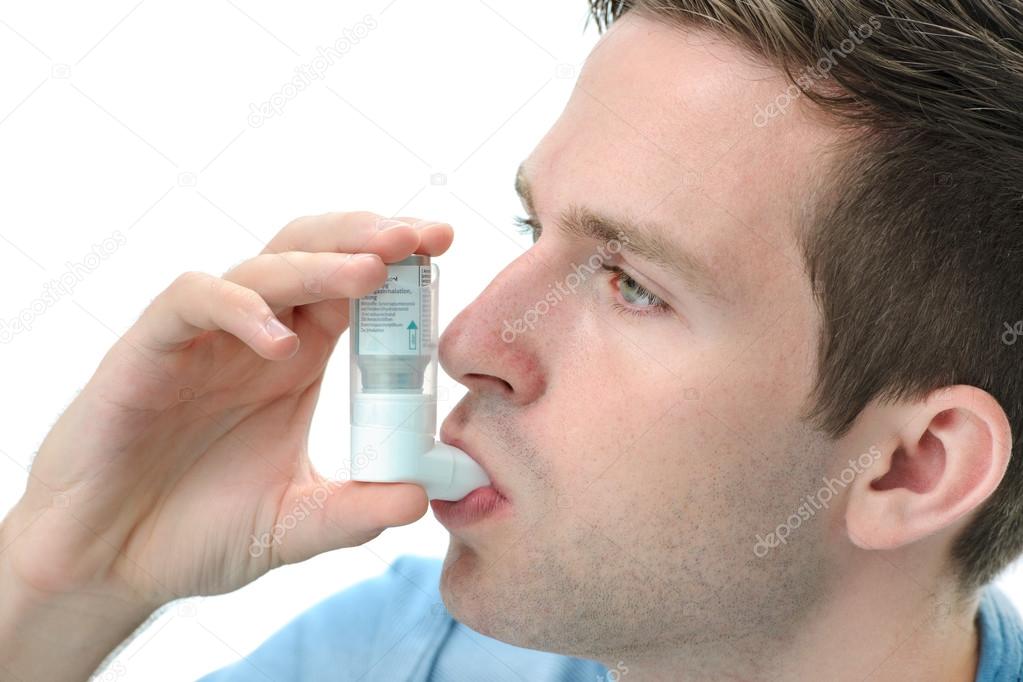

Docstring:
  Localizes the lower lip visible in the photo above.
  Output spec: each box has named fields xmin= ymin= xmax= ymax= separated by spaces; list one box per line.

xmin=431 ymin=485 xmax=509 ymax=529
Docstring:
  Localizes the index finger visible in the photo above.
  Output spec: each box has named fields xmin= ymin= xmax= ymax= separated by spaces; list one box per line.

xmin=393 ymin=215 xmax=454 ymax=257
xmin=261 ymin=211 xmax=453 ymax=261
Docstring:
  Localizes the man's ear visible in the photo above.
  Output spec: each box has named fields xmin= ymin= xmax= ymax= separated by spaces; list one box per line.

xmin=845 ymin=385 xmax=1012 ymax=550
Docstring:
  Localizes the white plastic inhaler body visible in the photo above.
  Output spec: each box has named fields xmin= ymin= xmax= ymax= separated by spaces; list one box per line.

xmin=349 ymin=254 xmax=489 ymax=501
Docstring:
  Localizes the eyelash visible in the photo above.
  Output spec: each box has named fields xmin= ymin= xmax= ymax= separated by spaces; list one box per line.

xmin=513 ymin=213 xmax=541 ymax=241
xmin=601 ymin=265 xmax=672 ymax=317
xmin=512 ymin=213 xmax=672 ymax=319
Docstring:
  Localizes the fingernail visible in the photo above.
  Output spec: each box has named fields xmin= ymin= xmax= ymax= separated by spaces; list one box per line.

xmin=264 ymin=317 xmax=296 ymax=341
xmin=411 ymin=220 xmax=444 ymax=229
xmin=377 ymin=219 xmax=412 ymax=231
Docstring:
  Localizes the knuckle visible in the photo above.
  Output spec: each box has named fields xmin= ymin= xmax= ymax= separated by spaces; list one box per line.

xmin=218 ymin=283 xmax=265 ymax=314
xmin=275 ymin=211 xmax=385 ymax=252
xmin=273 ymin=251 xmax=318 ymax=283
xmin=323 ymin=210 xmax=384 ymax=234
xmin=343 ymin=210 xmax=383 ymax=226
xmin=163 ymin=271 xmax=216 ymax=306
xmin=281 ymin=214 xmax=312 ymax=234
xmin=172 ymin=270 xmax=210 ymax=290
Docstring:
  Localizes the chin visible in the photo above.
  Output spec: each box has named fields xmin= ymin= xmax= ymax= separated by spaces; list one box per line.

xmin=438 ymin=543 xmax=506 ymax=637
xmin=439 ymin=541 xmax=562 ymax=654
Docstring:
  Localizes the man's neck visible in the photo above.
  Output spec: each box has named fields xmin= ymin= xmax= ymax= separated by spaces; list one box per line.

xmin=601 ymin=566 xmax=981 ymax=682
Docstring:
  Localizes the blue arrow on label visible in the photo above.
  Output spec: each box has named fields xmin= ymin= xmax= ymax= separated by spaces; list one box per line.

xmin=407 ymin=321 xmax=418 ymax=350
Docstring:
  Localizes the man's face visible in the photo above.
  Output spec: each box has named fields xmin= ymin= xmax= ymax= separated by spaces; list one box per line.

xmin=436 ymin=12 xmax=849 ymax=659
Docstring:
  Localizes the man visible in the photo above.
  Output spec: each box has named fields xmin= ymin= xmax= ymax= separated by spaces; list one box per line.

xmin=2 ymin=1 xmax=1022 ymax=680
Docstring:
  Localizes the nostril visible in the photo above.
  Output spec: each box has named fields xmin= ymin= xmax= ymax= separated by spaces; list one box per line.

xmin=464 ymin=373 xmax=514 ymax=396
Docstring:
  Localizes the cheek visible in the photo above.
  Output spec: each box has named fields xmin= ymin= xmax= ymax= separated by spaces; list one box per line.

xmin=530 ymin=370 xmax=706 ymax=533
xmin=531 ymin=338 xmax=805 ymax=528
xmin=528 ymin=319 xmax=710 ymax=503
xmin=699 ymin=298 xmax=818 ymax=442
xmin=520 ymin=275 xmax=817 ymax=512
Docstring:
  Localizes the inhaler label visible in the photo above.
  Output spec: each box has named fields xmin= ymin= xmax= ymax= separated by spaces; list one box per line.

xmin=357 ymin=265 xmax=431 ymax=355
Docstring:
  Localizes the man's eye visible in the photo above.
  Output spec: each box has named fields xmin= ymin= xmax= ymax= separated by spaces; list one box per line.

xmin=513 ymin=214 xmax=541 ymax=243
xmin=602 ymin=265 xmax=672 ymax=317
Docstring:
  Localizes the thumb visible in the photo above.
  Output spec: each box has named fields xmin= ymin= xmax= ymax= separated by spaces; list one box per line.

xmin=274 ymin=480 xmax=429 ymax=566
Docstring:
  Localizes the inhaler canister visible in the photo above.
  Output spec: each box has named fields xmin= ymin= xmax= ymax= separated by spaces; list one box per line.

xmin=349 ymin=255 xmax=489 ymax=501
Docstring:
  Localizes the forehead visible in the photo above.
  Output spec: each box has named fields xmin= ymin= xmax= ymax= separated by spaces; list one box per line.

xmin=524 ymin=13 xmax=842 ymax=301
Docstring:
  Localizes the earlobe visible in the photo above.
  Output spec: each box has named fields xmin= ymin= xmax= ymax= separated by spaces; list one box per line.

xmin=844 ymin=385 xmax=1012 ymax=551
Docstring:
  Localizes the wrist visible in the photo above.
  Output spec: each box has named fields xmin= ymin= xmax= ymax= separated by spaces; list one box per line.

xmin=0 ymin=519 xmax=157 ymax=682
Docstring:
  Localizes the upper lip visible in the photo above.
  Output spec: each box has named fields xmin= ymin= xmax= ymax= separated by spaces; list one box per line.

xmin=439 ymin=425 xmax=508 ymax=501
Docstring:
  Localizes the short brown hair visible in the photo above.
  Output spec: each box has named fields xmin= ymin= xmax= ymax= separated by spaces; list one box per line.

xmin=587 ymin=0 xmax=1023 ymax=593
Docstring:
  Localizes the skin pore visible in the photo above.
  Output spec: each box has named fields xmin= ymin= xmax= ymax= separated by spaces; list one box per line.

xmin=432 ymin=11 xmax=1008 ymax=682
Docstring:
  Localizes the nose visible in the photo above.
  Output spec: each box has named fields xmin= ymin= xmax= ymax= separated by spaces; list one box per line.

xmin=439 ymin=253 xmax=549 ymax=406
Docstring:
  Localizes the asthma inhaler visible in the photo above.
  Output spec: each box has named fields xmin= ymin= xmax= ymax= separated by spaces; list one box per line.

xmin=349 ymin=254 xmax=489 ymax=501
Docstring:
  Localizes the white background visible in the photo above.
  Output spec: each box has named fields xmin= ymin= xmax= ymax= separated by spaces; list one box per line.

xmin=1 ymin=2 xmax=1020 ymax=680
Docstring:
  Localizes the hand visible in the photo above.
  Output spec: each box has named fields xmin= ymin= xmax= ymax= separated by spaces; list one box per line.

xmin=1 ymin=212 xmax=452 ymax=611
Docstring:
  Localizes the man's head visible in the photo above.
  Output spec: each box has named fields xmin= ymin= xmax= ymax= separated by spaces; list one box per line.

xmin=434 ymin=0 xmax=1022 ymax=667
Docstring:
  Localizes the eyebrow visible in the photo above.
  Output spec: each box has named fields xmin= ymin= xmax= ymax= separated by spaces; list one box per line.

xmin=515 ymin=163 xmax=729 ymax=305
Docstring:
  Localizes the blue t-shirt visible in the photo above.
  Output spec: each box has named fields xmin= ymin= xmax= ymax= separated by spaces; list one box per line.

xmin=197 ymin=555 xmax=1023 ymax=681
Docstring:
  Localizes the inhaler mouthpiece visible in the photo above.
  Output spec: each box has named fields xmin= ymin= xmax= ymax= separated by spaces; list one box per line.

xmin=349 ymin=255 xmax=489 ymax=501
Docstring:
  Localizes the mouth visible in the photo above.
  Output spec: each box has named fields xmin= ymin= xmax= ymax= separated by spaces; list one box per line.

xmin=440 ymin=432 xmax=507 ymax=498
xmin=434 ymin=428 xmax=511 ymax=529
